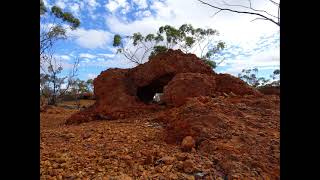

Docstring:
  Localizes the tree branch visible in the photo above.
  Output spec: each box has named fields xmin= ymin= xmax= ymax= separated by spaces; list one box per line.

xmin=269 ymin=0 xmax=279 ymax=6
xmin=197 ymin=0 xmax=280 ymax=26
xmin=221 ymin=0 xmax=278 ymax=19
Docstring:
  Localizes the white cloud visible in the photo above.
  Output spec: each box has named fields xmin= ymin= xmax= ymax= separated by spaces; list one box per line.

xmin=86 ymin=0 xmax=100 ymax=8
xmin=81 ymin=59 xmax=91 ymax=63
xmin=56 ymin=0 xmax=66 ymax=9
xmin=105 ymin=1 xmax=119 ymax=12
xmin=133 ymin=0 xmax=148 ymax=9
xmin=98 ymin=53 xmax=115 ymax=58
xmin=142 ymin=10 xmax=152 ymax=17
xmin=103 ymin=0 xmax=280 ymax=75
xmin=78 ymin=53 xmax=136 ymax=69
xmin=106 ymin=0 xmax=279 ymax=41
xmin=59 ymin=55 xmax=71 ymax=61
xmin=68 ymin=28 xmax=113 ymax=49
xmin=135 ymin=10 xmax=152 ymax=18
xmin=69 ymin=3 xmax=80 ymax=16
xmin=79 ymin=53 xmax=97 ymax=59
xmin=105 ymin=0 xmax=130 ymax=13
xmin=87 ymin=73 xmax=98 ymax=79
xmin=220 ymin=47 xmax=280 ymax=76
xmin=42 ymin=0 xmax=50 ymax=7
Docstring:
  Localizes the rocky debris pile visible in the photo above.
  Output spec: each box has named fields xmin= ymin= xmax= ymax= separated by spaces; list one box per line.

xmin=42 ymin=110 xmax=230 ymax=179
xmin=154 ymin=95 xmax=280 ymax=178
xmin=41 ymin=99 xmax=279 ymax=179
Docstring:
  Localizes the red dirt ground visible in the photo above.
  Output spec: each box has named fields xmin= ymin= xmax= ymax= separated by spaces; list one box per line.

xmin=41 ymin=50 xmax=279 ymax=179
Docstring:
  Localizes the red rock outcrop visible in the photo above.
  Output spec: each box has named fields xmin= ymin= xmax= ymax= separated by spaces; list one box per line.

xmin=66 ymin=49 xmax=261 ymax=124
xmin=66 ymin=50 xmax=215 ymax=123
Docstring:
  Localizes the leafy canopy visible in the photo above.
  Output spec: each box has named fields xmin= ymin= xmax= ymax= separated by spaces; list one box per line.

xmin=113 ymin=24 xmax=225 ymax=68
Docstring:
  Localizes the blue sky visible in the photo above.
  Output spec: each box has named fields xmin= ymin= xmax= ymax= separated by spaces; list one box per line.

xmin=41 ymin=0 xmax=280 ymax=80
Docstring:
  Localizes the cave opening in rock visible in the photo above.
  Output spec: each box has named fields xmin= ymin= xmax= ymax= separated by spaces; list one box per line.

xmin=137 ymin=73 xmax=174 ymax=104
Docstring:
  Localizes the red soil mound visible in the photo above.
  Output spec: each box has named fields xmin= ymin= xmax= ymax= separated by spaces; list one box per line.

xmin=156 ymin=95 xmax=279 ymax=178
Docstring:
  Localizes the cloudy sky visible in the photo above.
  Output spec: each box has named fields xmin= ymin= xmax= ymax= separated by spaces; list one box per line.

xmin=41 ymin=0 xmax=280 ymax=80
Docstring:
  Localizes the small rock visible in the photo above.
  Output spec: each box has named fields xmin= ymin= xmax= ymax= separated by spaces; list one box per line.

xmin=155 ymin=166 xmax=164 ymax=173
xmin=175 ymin=153 xmax=188 ymax=161
xmin=181 ymin=173 xmax=195 ymax=180
xmin=237 ymin=103 xmax=247 ymax=110
xmin=229 ymin=92 xmax=237 ymax=97
xmin=183 ymin=160 xmax=195 ymax=174
xmin=161 ymin=156 xmax=176 ymax=165
xmin=168 ymin=172 xmax=179 ymax=180
xmin=135 ymin=152 xmax=142 ymax=158
xmin=144 ymin=155 xmax=154 ymax=165
xmin=115 ymin=174 xmax=133 ymax=180
xmin=181 ymin=136 xmax=196 ymax=152
xmin=175 ymin=161 xmax=184 ymax=170
xmin=121 ymin=155 xmax=132 ymax=161
xmin=223 ymin=92 xmax=229 ymax=97
xmin=60 ymin=133 xmax=75 ymax=139
xmin=162 ymin=165 xmax=173 ymax=172
xmin=194 ymin=172 xmax=206 ymax=178
xmin=138 ymin=165 xmax=144 ymax=172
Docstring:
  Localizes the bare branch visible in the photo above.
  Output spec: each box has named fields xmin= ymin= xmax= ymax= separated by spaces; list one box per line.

xmin=210 ymin=9 xmax=222 ymax=18
xmin=197 ymin=0 xmax=280 ymax=26
xmin=250 ymin=17 xmax=269 ymax=22
xmin=221 ymin=0 xmax=278 ymax=19
xmin=268 ymin=0 xmax=279 ymax=6
xmin=278 ymin=2 xmax=280 ymax=24
xmin=216 ymin=58 xmax=226 ymax=66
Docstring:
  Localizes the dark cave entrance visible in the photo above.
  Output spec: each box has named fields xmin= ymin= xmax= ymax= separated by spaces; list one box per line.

xmin=137 ymin=73 xmax=174 ymax=104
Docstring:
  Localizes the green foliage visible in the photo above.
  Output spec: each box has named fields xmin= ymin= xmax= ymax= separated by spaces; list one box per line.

xmin=40 ymin=3 xmax=80 ymax=61
xmin=71 ymin=79 xmax=92 ymax=94
xmin=267 ymin=69 xmax=280 ymax=86
xmin=185 ymin=36 xmax=195 ymax=47
xmin=238 ymin=68 xmax=269 ymax=87
xmin=40 ymin=0 xmax=47 ymax=15
xmin=132 ymin=33 xmax=143 ymax=46
xmin=113 ymin=34 xmax=122 ymax=47
xmin=204 ymin=41 xmax=225 ymax=59
xmin=51 ymin=6 xmax=80 ymax=29
xmin=112 ymin=24 xmax=225 ymax=66
xmin=47 ymin=25 xmax=66 ymax=39
xmin=86 ymin=79 xmax=94 ymax=92
xmin=238 ymin=68 xmax=280 ymax=88
xmin=145 ymin=34 xmax=155 ymax=42
xmin=149 ymin=46 xmax=168 ymax=59
xmin=203 ymin=59 xmax=217 ymax=69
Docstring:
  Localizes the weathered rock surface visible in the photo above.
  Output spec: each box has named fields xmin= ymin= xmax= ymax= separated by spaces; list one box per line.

xmin=163 ymin=73 xmax=216 ymax=107
xmin=66 ymin=49 xmax=260 ymax=124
